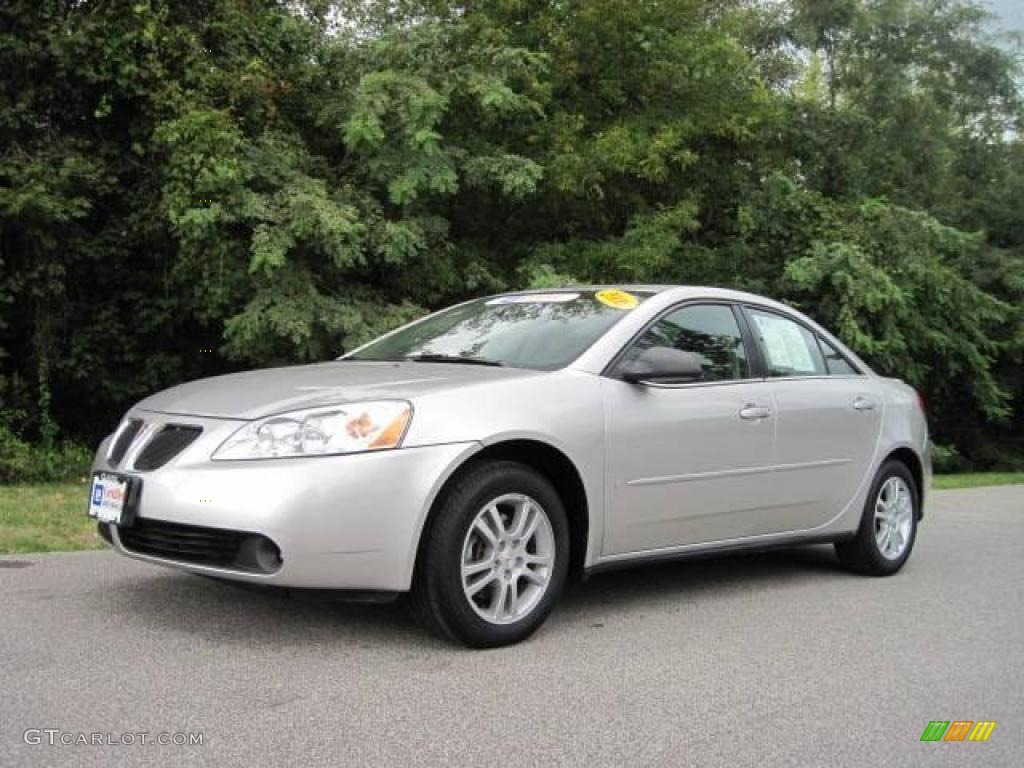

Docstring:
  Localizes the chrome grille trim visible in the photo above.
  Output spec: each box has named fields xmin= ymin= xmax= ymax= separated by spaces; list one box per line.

xmin=106 ymin=418 xmax=144 ymax=468
xmin=122 ymin=422 xmax=161 ymax=470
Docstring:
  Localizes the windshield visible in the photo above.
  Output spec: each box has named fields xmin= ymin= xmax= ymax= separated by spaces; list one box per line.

xmin=347 ymin=290 xmax=651 ymax=370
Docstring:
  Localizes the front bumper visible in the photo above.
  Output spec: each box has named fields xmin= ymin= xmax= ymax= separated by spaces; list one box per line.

xmin=93 ymin=416 xmax=478 ymax=590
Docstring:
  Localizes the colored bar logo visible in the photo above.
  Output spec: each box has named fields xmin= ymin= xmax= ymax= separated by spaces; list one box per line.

xmin=920 ymin=721 xmax=997 ymax=742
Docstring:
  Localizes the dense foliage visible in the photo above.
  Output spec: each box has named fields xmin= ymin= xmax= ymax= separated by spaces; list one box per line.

xmin=1 ymin=0 xmax=1022 ymax=475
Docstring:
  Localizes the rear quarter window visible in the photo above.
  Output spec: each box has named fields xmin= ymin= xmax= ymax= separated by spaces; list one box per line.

xmin=818 ymin=337 xmax=860 ymax=376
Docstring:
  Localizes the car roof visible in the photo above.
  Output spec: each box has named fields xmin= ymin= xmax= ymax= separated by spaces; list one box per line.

xmin=509 ymin=284 xmax=671 ymax=294
xmin=510 ymin=284 xmax=779 ymax=304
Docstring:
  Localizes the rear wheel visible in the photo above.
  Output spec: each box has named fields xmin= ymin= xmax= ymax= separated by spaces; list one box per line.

xmin=836 ymin=460 xmax=919 ymax=575
xmin=409 ymin=461 xmax=569 ymax=647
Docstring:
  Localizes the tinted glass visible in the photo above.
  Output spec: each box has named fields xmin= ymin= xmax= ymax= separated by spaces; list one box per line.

xmin=349 ymin=290 xmax=650 ymax=370
xmin=819 ymin=337 xmax=859 ymax=375
xmin=748 ymin=309 xmax=826 ymax=377
xmin=621 ymin=304 xmax=749 ymax=382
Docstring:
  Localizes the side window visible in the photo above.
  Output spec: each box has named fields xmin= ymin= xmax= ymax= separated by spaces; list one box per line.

xmin=819 ymin=336 xmax=859 ymax=375
xmin=620 ymin=304 xmax=749 ymax=382
xmin=747 ymin=309 xmax=826 ymax=377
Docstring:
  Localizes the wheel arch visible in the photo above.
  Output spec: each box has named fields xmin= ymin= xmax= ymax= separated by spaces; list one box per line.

xmin=413 ymin=439 xmax=592 ymax=583
xmin=882 ymin=446 xmax=926 ymax=519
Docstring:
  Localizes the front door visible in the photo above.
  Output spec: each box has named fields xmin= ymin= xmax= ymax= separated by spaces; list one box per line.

xmin=602 ymin=303 xmax=781 ymax=555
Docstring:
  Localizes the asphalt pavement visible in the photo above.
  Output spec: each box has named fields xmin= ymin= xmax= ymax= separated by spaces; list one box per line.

xmin=1 ymin=486 xmax=1021 ymax=767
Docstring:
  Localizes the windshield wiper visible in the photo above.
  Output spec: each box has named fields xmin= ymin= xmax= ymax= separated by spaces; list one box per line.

xmin=403 ymin=354 xmax=505 ymax=367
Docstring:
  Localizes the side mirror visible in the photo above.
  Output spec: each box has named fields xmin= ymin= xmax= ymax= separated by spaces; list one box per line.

xmin=619 ymin=347 xmax=704 ymax=384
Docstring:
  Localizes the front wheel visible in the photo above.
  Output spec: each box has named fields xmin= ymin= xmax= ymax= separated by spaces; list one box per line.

xmin=409 ymin=461 xmax=569 ymax=648
xmin=835 ymin=460 xmax=919 ymax=576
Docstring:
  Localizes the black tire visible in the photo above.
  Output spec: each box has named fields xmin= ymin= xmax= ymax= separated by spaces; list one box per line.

xmin=409 ymin=460 xmax=570 ymax=648
xmin=835 ymin=459 xmax=919 ymax=576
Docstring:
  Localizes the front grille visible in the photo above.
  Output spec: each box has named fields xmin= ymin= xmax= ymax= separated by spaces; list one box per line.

xmin=118 ymin=518 xmax=281 ymax=573
xmin=108 ymin=419 xmax=143 ymax=467
xmin=133 ymin=425 xmax=202 ymax=470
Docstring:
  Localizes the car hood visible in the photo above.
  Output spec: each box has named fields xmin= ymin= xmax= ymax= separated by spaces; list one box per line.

xmin=134 ymin=361 xmax=541 ymax=420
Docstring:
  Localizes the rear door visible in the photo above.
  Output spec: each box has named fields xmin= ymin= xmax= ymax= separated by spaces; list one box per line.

xmin=743 ymin=306 xmax=883 ymax=530
xmin=601 ymin=302 xmax=783 ymax=555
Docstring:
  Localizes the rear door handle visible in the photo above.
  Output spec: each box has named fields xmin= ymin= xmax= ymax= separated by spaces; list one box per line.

xmin=853 ymin=397 xmax=876 ymax=412
xmin=739 ymin=404 xmax=772 ymax=421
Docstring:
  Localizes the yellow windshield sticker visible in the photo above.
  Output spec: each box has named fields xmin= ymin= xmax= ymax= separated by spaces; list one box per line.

xmin=595 ymin=289 xmax=639 ymax=310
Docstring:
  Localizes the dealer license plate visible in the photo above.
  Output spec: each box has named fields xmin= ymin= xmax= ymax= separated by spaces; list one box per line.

xmin=88 ymin=473 xmax=133 ymax=525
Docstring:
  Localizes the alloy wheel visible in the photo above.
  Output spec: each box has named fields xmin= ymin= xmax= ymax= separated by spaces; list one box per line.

xmin=460 ymin=493 xmax=555 ymax=625
xmin=874 ymin=476 xmax=914 ymax=560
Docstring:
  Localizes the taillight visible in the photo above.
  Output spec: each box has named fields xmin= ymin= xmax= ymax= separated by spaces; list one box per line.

xmin=916 ymin=390 xmax=927 ymax=417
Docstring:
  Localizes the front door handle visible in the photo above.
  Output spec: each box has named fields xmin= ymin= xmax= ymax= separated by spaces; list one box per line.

xmin=853 ymin=397 xmax=876 ymax=412
xmin=739 ymin=404 xmax=772 ymax=421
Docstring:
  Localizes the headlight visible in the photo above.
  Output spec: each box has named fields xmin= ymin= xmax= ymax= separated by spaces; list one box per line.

xmin=212 ymin=401 xmax=412 ymax=460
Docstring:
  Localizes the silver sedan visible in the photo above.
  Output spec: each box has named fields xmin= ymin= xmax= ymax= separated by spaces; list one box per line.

xmin=88 ymin=286 xmax=930 ymax=647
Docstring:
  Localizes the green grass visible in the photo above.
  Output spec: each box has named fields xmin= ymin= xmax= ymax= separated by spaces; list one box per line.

xmin=0 ymin=482 xmax=102 ymax=555
xmin=933 ymin=472 xmax=1024 ymax=490
xmin=0 ymin=473 xmax=1021 ymax=555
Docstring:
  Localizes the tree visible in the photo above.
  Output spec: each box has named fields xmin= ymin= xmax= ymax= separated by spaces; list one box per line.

xmin=0 ymin=0 xmax=1021 ymax=471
